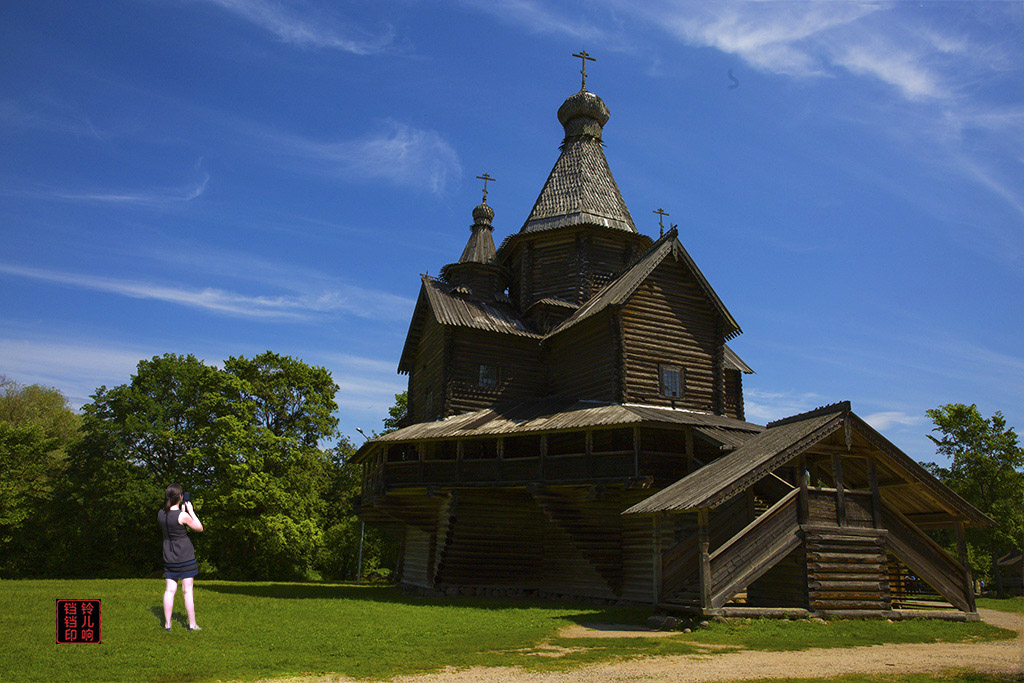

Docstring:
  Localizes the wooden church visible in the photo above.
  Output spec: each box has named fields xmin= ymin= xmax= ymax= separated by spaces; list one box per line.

xmin=353 ymin=63 xmax=989 ymax=620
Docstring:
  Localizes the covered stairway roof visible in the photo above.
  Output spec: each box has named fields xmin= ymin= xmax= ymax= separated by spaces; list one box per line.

xmin=623 ymin=401 xmax=992 ymax=528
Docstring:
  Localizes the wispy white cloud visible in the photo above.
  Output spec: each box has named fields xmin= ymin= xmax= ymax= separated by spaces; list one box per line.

xmin=0 ymin=263 xmax=414 ymax=322
xmin=267 ymin=120 xmax=462 ymax=194
xmin=743 ymin=388 xmax=824 ymax=424
xmin=0 ymin=337 xmax=154 ymax=408
xmin=830 ymin=41 xmax=946 ymax=101
xmin=461 ymin=0 xmax=608 ymax=42
xmin=199 ymin=0 xmax=394 ymax=54
xmin=0 ymin=100 xmax=106 ymax=139
xmin=645 ymin=2 xmax=878 ymax=77
xmin=862 ymin=411 xmax=924 ymax=431
xmin=27 ymin=160 xmax=210 ymax=207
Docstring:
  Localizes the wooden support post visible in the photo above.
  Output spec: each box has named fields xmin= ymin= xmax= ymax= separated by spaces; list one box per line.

xmin=456 ymin=440 xmax=464 ymax=485
xmin=585 ymin=430 xmax=593 ymax=479
xmin=417 ymin=443 xmax=425 ymax=482
xmin=798 ymin=454 xmax=809 ymax=525
xmin=653 ymin=515 xmax=663 ymax=603
xmin=496 ymin=438 xmax=503 ymax=483
xmin=698 ymin=508 xmax=712 ymax=610
xmin=868 ymin=456 xmax=883 ymax=529
xmin=632 ymin=426 xmax=640 ymax=478
xmin=540 ymin=434 xmax=548 ymax=482
xmin=954 ymin=521 xmax=977 ymax=612
xmin=745 ymin=487 xmax=756 ymax=523
xmin=685 ymin=427 xmax=695 ymax=474
xmin=832 ymin=453 xmax=846 ymax=527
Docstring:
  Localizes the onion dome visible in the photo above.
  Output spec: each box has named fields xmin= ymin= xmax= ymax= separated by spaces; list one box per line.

xmin=441 ymin=201 xmax=507 ymax=300
xmin=557 ymin=88 xmax=610 ymax=141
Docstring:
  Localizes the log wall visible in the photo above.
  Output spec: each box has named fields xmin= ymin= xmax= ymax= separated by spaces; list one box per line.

xmin=506 ymin=230 xmax=641 ymax=310
xmin=407 ymin=315 xmax=446 ymax=423
xmin=447 ymin=329 xmax=544 ymax=415
xmin=620 ymin=260 xmax=721 ymax=412
xmin=546 ymin=312 xmax=619 ymax=401
xmin=806 ymin=527 xmax=890 ymax=611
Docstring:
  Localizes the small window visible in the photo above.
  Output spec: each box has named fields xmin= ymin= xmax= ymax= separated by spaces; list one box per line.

xmin=659 ymin=365 xmax=683 ymax=398
xmin=478 ymin=364 xmax=499 ymax=389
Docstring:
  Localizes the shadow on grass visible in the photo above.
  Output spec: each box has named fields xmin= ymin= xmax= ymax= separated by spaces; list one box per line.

xmin=147 ymin=605 xmax=189 ymax=629
xmin=198 ymin=582 xmax=655 ymax=623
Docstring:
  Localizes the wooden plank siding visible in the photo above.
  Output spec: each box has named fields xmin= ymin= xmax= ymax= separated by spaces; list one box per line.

xmin=619 ymin=259 xmax=722 ymax=412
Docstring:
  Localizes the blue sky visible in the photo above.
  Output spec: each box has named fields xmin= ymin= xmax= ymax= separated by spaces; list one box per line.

xmin=1 ymin=1 xmax=1021 ymax=464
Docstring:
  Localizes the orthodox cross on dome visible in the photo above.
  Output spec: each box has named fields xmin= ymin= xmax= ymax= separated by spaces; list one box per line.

xmin=476 ymin=173 xmax=496 ymax=204
xmin=572 ymin=50 xmax=595 ymax=89
xmin=653 ymin=208 xmax=669 ymax=236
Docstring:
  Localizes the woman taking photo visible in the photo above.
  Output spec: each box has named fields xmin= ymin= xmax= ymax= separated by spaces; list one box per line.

xmin=158 ymin=483 xmax=203 ymax=632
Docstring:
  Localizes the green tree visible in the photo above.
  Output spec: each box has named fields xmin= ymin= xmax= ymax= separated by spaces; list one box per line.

xmin=380 ymin=391 xmax=408 ymax=434
xmin=924 ymin=403 xmax=1024 ymax=587
xmin=61 ymin=353 xmax=341 ymax=579
xmin=0 ymin=378 xmax=81 ymax=577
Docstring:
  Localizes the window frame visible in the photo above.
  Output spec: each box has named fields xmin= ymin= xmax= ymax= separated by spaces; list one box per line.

xmin=477 ymin=364 xmax=499 ymax=389
xmin=659 ymin=364 xmax=684 ymax=398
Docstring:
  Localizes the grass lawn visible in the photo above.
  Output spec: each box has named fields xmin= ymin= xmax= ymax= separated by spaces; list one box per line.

xmin=976 ymin=596 xmax=1024 ymax=613
xmin=0 ymin=580 xmax=1016 ymax=683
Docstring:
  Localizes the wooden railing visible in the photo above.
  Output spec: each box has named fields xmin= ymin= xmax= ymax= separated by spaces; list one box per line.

xmin=708 ymin=488 xmax=801 ymax=609
xmin=882 ymin=502 xmax=970 ymax=612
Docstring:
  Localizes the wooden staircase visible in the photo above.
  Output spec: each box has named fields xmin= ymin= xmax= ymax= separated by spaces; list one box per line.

xmin=882 ymin=502 xmax=972 ymax=612
xmin=531 ymin=488 xmax=622 ymax=593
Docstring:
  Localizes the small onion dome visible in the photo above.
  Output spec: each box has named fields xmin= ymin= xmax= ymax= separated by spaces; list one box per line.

xmin=472 ymin=201 xmax=494 ymax=228
xmin=557 ymin=88 xmax=610 ymax=141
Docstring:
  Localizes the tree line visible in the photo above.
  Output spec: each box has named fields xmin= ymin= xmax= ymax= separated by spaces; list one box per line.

xmin=1 ymin=358 xmax=1021 ymax=590
xmin=0 ymin=354 xmax=400 ymax=581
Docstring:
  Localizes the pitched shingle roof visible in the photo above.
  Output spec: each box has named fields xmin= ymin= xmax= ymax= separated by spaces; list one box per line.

xmin=353 ymin=397 xmax=762 ymax=461
xmin=521 ymin=136 xmax=636 ymax=234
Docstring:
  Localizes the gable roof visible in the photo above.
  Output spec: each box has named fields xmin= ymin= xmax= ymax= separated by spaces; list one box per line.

xmin=623 ymin=401 xmax=992 ymax=527
xmin=397 ymin=277 xmax=540 ymax=373
xmin=548 ymin=228 xmax=741 ymax=340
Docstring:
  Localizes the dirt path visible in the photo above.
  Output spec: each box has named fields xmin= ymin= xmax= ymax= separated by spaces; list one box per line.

xmin=384 ymin=609 xmax=1023 ymax=683
xmin=265 ymin=609 xmax=1023 ymax=683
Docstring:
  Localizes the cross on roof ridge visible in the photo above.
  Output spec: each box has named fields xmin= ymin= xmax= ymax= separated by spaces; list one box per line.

xmin=476 ymin=173 xmax=495 ymax=203
xmin=572 ymin=50 xmax=595 ymax=89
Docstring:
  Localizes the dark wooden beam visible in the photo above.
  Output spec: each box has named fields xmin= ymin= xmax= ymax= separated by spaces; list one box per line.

xmin=798 ymin=454 xmax=809 ymax=525
xmin=832 ymin=453 xmax=846 ymax=527
xmin=953 ymin=521 xmax=977 ymax=612
xmin=868 ymin=456 xmax=883 ymax=529
xmin=698 ymin=508 xmax=712 ymax=609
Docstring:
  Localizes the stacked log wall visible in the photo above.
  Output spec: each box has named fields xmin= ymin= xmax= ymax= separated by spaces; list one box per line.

xmin=506 ymin=230 xmax=641 ymax=310
xmin=407 ymin=315 xmax=445 ymax=423
xmin=805 ymin=527 xmax=890 ymax=611
xmin=448 ymin=330 xmax=544 ymax=415
xmin=724 ymin=369 xmax=744 ymax=421
xmin=619 ymin=260 xmax=720 ymax=412
xmin=546 ymin=313 xmax=619 ymax=401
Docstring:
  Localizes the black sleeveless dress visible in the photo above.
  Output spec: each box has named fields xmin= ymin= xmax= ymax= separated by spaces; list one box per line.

xmin=158 ymin=508 xmax=199 ymax=579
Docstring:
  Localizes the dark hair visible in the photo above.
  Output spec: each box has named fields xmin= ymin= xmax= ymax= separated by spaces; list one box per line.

xmin=163 ymin=483 xmax=183 ymax=511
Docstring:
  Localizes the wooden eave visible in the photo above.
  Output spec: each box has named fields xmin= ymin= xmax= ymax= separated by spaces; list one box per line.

xmin=623 ymin=402 xmax=993 ymax=528
xmin=351 ymin=398 xmax=762 ymax=464
xmin=544 ymin=228 xmax=741 ymax=341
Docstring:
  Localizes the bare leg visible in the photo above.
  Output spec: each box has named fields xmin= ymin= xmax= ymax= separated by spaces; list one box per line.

xmin=163 ymin=579 xmax=177 ymax=628
xmin=182 ymin=577 xmax=197 ymax=628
